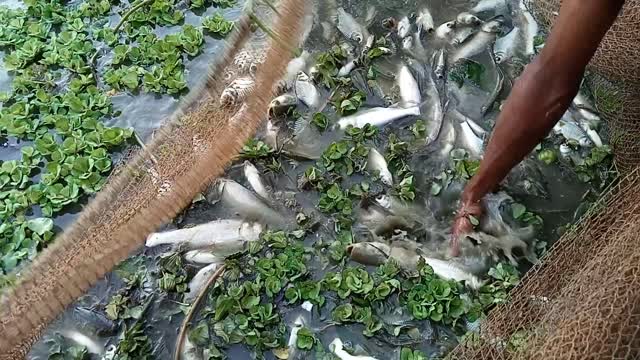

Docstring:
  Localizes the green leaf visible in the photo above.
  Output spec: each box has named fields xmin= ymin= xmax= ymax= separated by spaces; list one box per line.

xmin=26 ymin=218 xmax=53 ymax=235
xmin=312 ymin=112 xmax=329 ymax=131
xmin=202 ymin=13 xmax=234 ymax=36
xmin=189 ymin=321 xmax=210 ymax=347
xmin=537 ymin=149 xmax=557 ymax=165
xmin=511 ymin=203 xmax=526 ymax=219
xmin=331 ymin=303 xmax=353 ymax=322
xmin=295 ymin=327 xmax=315 ymax=350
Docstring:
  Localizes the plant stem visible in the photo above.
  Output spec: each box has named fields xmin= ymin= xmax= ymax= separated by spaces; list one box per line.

xmin=133 ymin=130 xmax=158 ymax=164
xmin=258 ymin=0 xmax=280 ymax=16
xmin=89 ymin=0 xmax=154 ymax=64
xmin=173 ymin=265 xmax=226 ymax=360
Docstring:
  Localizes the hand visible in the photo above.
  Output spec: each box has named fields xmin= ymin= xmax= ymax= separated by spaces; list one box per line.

xmin=450 ymin=198 xmax=483 ymax=257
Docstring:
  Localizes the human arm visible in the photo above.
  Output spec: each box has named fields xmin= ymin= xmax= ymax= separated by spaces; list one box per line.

xmin=450 ymin=0 xmax=625 ymax=256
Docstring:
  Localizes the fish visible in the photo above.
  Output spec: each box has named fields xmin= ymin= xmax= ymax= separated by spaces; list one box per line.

xmin=433 ymin=49 xmax=446 ymax=80
xmin=416 ymin=8 xmax=435 ymax=36
xmin=287 ymin=315 xmax=305 ymax=349
xmin=471 ymin=0 xmax=508 ymax=14
xmin=423 ymin=65 xmax=447 ymax=145
xmin=459 ymin=118 xmax=485 ymax=157
xmin=60 ymin=330 xmax=103 ymax=355
xmin=397 ymin=65 xmax=421 ymax=107
xmin=553 ymin=112 xmax=592 ymax=147
xmin=243 ymin=160 xmax=270 ymax=200
xmin=346 ymin=241 xmax=390 ymax=266
xmin=268 ymin=94 xmax=298 ymax=117
xmin=456 ymin=12 xmax=482 ymax=26
xmin=329 ymin=338 xmax=379 ymax=360
xmin=435 ymin=21 xmax=457 ymax=41
xmin=338 ymin=60 xmax=358 ymax=77
xmin=397 ymin=16 xmax=412 ymax=38
xmin=182 ymin=337 xmax=203 ymax=360
xmin=146 ymin=219 xmax=262 ymax=249
xmin=518 ymin=0 xmax=539 ymax=57
xmin=73 ymin=306 xmax=118 ymax=336
xmin=581 ymin=124 xmax=604 ymax=147
xmin=451 ymin=20 xmax=502 ymax=62
xmin=337 ymin=106 xmax=420 ymax=129
xmin=481 ymin=53 xmax=504 ymax=114
xmin=215 ymin=179 xmax=286 ymax=226
xmin=337 ymin=7 xmax=368 ymax=43
xmin=438 ymin=116 xmax=457 ymax=157
xmin=184 ymin=250 xmax=227 ymax=264
xmin=294 ymin=74 xmax=322 ymax=110
xmin=184 ymin=263 xmax=220 ymax=302
xmin=452 ymin=27 xmax=478 ymax=46
xmin=357 ymin=199 xmax=414 ymax=237
xmin=493 ymin=27 xmax=519 ymax=63
xmin=347 ymin=241 xmax=483 ymax=289
xmin=367 ymin=148 xmax=393 ymax=186
xmin=283 ymin=51 xmax=311 ymax=87
xmin=220 ymin=76 xmax=255 ymax=106
xmin=572 ymin=91 xmax=597 ymax=113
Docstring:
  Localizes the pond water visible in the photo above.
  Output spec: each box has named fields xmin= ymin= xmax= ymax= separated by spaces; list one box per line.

xmin=0 ymin=0 xmax=611 ymax=358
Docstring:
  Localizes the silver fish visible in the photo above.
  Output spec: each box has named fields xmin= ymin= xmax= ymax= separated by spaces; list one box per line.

xmin=459 ymin=118 xmax=485 ymax=157
xmin=481 ymin=55 xmax=504 ymax=114
xmin=73 ymin=307 xmax=118 ymax=336
xmin=329 ymin=338 xmax=379 ymax=360
xmin=337 ymin=106 xmax=420 ymax=129
xmin=295 ymin=74 xmax=322 ymax=110
xmin=471 ymin=0 xmax=508 ymax=14
xmin=433 ymin=49 xmax=446 ymax=80
xmin=367 ymin=148 xmax=393 ymax=186
xmin=216 ymin=179 xmax=286 ymax=226
xmin=451 ymin=20 xmax=502 ymax=62
xmin=572 ymin=91 xmax=597 ymax=113
xmin=398 ymin=65 xmax=421 ymax=107
xmin=269 ymin=94 xmax=298 ymax=117
xmin=181 ymin=337 xmax=203 ymax=360
xmin=244 ymin=160 xmax=270 ymax=200
xmin=438 ymin=116 xmax=457 ymax=157
xmin=581 ymin=123 xmax=603 ymax=147
xmin=553 ymin=112 xmax=592 ymax=147
xmin=287 ymin=315 xmax=305 ymax=349
xmin=397 ymin=16 xmax=412 ymax=38
xmin=347 ymin=241 xmax=483 ymax=289
xmin=337 ymin=7 xmax=368 ymax=43
xmin=518 ymin=0 xmax=539 ymax=57
xmin=435 ymin=21 xmax=457 ymax=40
xmin=452 ymin=27 xmax=478 ymax=46
xmin=456 ymin=12 xmax=482 ymax=26
xmin=424 ymin=68 xmax=447 ymax=145
xmin=60 ymin=330 xmax=103 ymax=355
xmin=416 ymin=8 xmax=435 ymax=36
xmin=184 ymin=263 xmax=221 ymax=302
xmin=493 ymin=27 xmax=519 ymax=63
xmin=338 ymin=60 xmax=358 ymax=77
xmin=357 ymin=200 xmax=413 ymax=237
xmin=283 ymin=51 xmax=311 ymax=87
xmin=146 ymin=220 xmax=262 ymax=249
xmin=184 ymin=250 xmax=226 ymax=264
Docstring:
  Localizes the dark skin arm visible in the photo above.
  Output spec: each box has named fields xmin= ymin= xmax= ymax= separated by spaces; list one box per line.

xmin=450 ymin=0 xmax=625 ymax=256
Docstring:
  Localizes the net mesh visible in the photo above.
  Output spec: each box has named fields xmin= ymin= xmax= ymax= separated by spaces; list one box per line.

xmin=449 ymin=1 xmax=640 ymax=358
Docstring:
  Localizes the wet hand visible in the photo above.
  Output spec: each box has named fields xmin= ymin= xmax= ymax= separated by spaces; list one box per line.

xmin=450 ymin=199 xmax=483 ymax=257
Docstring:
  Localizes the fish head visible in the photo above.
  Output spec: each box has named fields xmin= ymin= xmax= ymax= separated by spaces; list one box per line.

xmin=346 ymin=242 xmax=390 ymax=266
xmin=402 ymin=35 xmax=414 ymax=50
xmin=382 ymin=17 xmax=397 ymax=30
xmin=243 ymin=160 xmax=258 ymax=174
xmin=494 ymin=50 xmax=507 ymax=64
xmin=268 ymin=94 xmax=297 ymax=117
xmin=481 ymin=19 xmax=503 ymax=33
xmin=457 ymin=12 xmax=482 ymax=26
xmin=375 ymin=194 xmax=392 ymax=209
xmin=559 ymin=143 xmax=572 ymax=157
xmin=329 ymin=338 xmax=344 ymax=352
xmin=293 ymin=315 xmax=305 ymax=328
xmin=436 ymin=21 xmax=457 ymax=38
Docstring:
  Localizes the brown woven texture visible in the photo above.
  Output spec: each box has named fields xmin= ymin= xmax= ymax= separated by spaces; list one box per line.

xmin=449 ymin=1 xmax=640 ymax=359
xmin=0 ymin=0 xmax=305 ymax=357
xmin=530 ymin=0 xmax=640 ymax=174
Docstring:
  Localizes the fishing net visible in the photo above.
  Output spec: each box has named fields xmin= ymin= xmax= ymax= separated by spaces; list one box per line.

xmin=0 ymin=0 xmax=306 ymax=357
xmin=449 ymin=1 xmax=640 ymax=358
